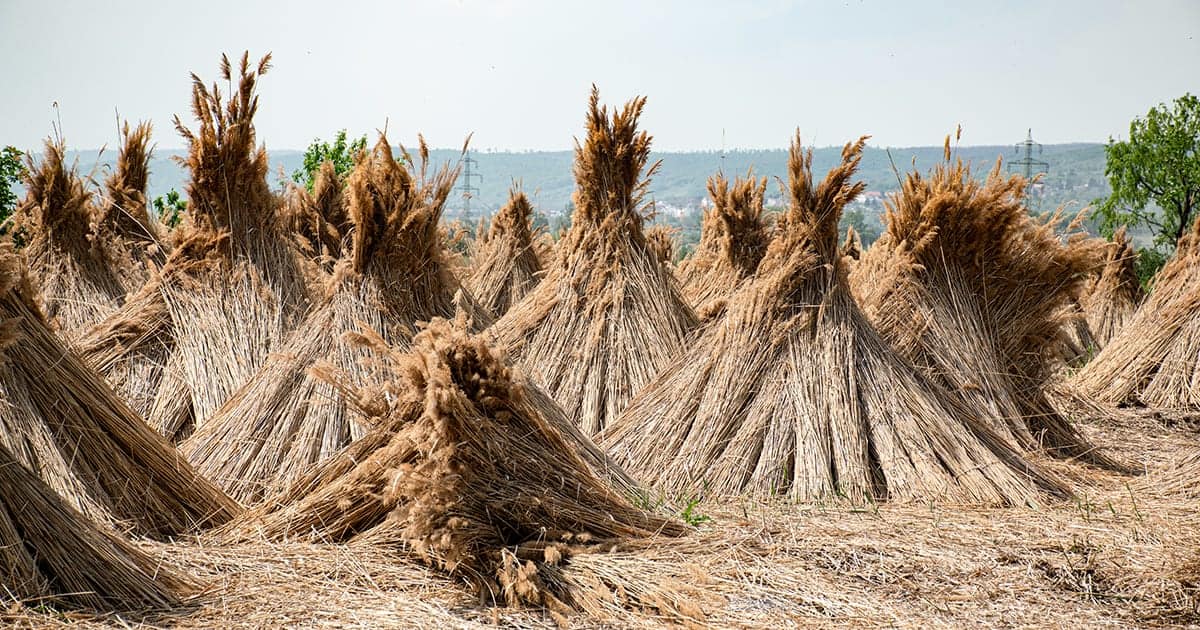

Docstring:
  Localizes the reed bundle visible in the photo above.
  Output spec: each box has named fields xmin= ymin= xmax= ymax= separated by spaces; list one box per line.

xmin=1074 ymin=215 xmax=1200 ymax=410
xmin=285 ymin=160 xmax=349 ymax=272
xmin=488 ymin=88 xmax=697 ymax=435
xmin=98 ymin=120 xmax=168 ymax=292
xmin=841 ymin=225 xmax=862 ymax=261
xmin=1081 ymin=226 xmax=1144 ymax=348
xmin=0 ymin=246 xmax=236 ymax=536
xmin=229 ymin=317 xmax=686 ymax=615
xmin=644 ymin=223 xmax=678 ymax=267
xmin=850 ymin=145 xmax=1112 ymax=466
xmin=0 ymin=443 xmax=192 ymax=612
xmin=160 ymin=52 xmax=314 ymax=434
xmin=598 ymin=134 xmax=1063 ymax=504
xmin=465 ymin=186 xmax=544 ymax=318
xmin=13 ymin=137 xmax=126 ymax=339
xmin=181 ymin=136 xmax=492 ymax=504
xmin=676 ymin=170 xmax=769 ymax=319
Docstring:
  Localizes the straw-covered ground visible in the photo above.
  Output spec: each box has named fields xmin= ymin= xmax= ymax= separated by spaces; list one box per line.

xmin=6 ymin=409 xmax=1197 ymax=629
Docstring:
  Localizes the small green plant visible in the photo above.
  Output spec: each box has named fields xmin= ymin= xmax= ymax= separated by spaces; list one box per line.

xmin=679 ymin=496 xmax=711 ymax=527
xmin=153 ymin=189 xmax=188 ymax=228
xmin=292 ymin=130 xmax=367 ymax=191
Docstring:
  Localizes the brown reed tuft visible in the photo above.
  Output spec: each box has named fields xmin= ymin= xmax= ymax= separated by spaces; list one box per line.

xmin=465 ymin=186 xmax=545 ymax=317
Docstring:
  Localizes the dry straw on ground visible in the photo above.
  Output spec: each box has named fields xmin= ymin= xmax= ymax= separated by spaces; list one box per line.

xmin=465 ymin=186 xmax=545 ymax=317
xmin=13 ymin=136 xmax=127 ymax=340
xmin=599 ymin=134 xmax=1064 ymax=505
xmin=851 ymin=141 xmax=1116 ymax=468
xmin=227 ymin=317 xmax=692 ymax=622
xmin=1080 ymin=226 xmax=1145 ymax=350
xmin=181 ymin=135 xmax=483 ymax=504
xmin=0 ymin=245 xmax=236 ymax=537
xmin=1074 ymin=214 xmax=1200 ymax=410
xmin=676 ymin=170 xmax=770 ymax=320
xmin=488 ymin=88 xmax=697 ymax=435
xmin=0 ymin=442 xmax=191 ymax=612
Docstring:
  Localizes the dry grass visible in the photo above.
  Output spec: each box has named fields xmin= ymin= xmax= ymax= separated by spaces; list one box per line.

xmin=98 ymin=120 xmax=168 ymax=292
xmin=488 ymin=87 xmax=697 ymax=435
xmin=600 ymin=134 xmax=1063 ymax=505
xmin=677 ymin=169 xmax=770 ymax=320
xmin=6 ymin=410 xmax=1197 ymax=628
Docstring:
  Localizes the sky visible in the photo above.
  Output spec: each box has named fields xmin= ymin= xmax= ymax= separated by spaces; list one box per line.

xmin=1 ymin=0 xmax=1197 ymax=152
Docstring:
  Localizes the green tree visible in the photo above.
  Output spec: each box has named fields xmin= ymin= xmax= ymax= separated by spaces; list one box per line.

xmin=0 ymin=145 xmax=25 ymax=226
xmin=1094 ymin=93 xmax=1200 ymax=283
xmin=153 ymin=189 xmax=188 ymax=228
xmin=839 ymin=205 xmax=881 ymax=245
xmin=291 ymin=130 xmax=367 ymax=191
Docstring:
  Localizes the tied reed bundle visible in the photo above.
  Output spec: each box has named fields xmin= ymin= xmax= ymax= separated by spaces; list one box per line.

xmin=181 ymin=135 xmax=493 ymax=504
xmin=227 ymin=317 xmax=688 ymax=619
xmin=676 ymin=170 xmax=770 ymax=320
xmin=159 ymin=52 xmax=315 ymax=436
xmin=1082 ymin=226 xmax=1144 ymax=348
xmin=488 ymin=88 xmax=697 ymax=435
xmin=0 ymin=443 xmax=192 ymax=612
xmin=1075 ymin=214 xmax=1200 ymax=410
xmin=465 ymin=186 xmax=545 ymax=317
xmin=598 ymin=134 xmax=1065 ymax=505
xmin=851 ymin=140 xmax=1116 ymax=467
xmin=13 ymin=136 xmax=126 ymax=340
xmin=0 ymin=245 xmax=236 ymax=537
xmin=98 ymin=120 xmax=168 ymax=291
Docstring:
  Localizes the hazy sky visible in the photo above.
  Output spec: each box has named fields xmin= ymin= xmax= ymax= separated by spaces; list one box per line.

xmin=2 ymin=0 xmax=1197 ymax=152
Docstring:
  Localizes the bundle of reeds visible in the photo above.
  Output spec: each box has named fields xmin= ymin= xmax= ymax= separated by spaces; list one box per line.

xmin=1074 ymin=216 xmax=1200 ymax=410
xmin=1082 ymin=226 xmax=1144 ymax=348
xmin=180 ymin=136 xmax=489 ymax=504
xmin=465 ymin=186 xmax=544 ymax=317
xmin=0 ymin=442 xmax=191 ymax=611
xmin=98 ymin=120 xmax=167 ymax=292
xmin=598 ymin=134 xmax=1064 ymax=504
xmin=488 ymin=88 xmax=697 ymax=435
xmin=229 ymin=317 xmax=687 ymax=614
xmin=0 ymin=245 xmax=236 ymax=536
xmin=159 ymin=52 xmax=314 ymax=433
xmin=285 ymin=159 xmax=349 ymax=272
xmin=676 ymin=170 xmax=769 ymax=319
xmin=13 ymin=137 xmax=126 ymax=340
xmin=851 ymin=143 xmax=1113 ymax=466
xmin=644 ymin=223 xmax=677 ymax=267
xmin=841 ymin=225 xmax=862 ymax=261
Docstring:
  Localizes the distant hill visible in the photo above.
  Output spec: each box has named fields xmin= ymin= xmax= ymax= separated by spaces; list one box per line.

xmin=37 ymin=142 xmax=1112 ymax=251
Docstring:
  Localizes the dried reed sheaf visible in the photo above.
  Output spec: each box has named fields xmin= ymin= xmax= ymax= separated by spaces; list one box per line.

xmin=488 ymin=88 xmax=697 ymax=435
xmin=599 ymin=134 xmax=1064 ymax=504
xmin=841 ymin=225 xmax=863 ymax=261
xmin=465 ymin=186 xmax=544 ymax=317
xmin=1082 ymin=226 xmax=1144 ymax=348
xmin=0 ymin=246 xmax=236 ymax=536
xmin=676 ymin=170 xmax=769 ymax=319
xmin=1074 ymin=215 xmax=1200 ymax=410
xmin=98 ymin=120 xmax=168 ymax=291
xmin=228 ymin=317 xmax=688 ymax=618
xmin=13 ymin=136 xmax=126 ymax=340
xmin=0 ymin=442 xmax=192 ymax=612
xmin=284 ymin=159 xmax=350 ymax=272
xmin=644 ymin=223 xmax=678 ymax=267
xmin=851 ymin=146 xmax=1115 ymax=467
xmin=160 ymin=52 xmax=314 ymax=435
xmin=180 ymin=135 xmax=482 ymax=504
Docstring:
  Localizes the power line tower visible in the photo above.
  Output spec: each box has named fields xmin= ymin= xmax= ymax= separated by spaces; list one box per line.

xmin=458 ymin=150 xmax=481 ymax=221
xmin=1011 ymin=128 xmax=1049 ymax=209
